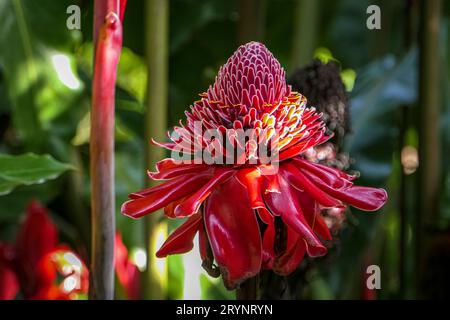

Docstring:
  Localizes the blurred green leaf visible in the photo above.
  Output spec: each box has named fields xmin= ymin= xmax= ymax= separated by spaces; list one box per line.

xmin=0 ymin=0 xmax=83 ymax=151
xmin=346 ymin=48 xmax=418 ymax=184
xmin=168 ymin=254 xmax=185 ymax=300
xmin=314 ymin=47 xmax=338 ymax=64
xmin=440 ymin=18 xmax=450 ymax=223
xmin=340 ymin=69 xmax=356 ymax=92
xmin=0 ymin=182 xmax=60 ymax=223
xmin=71 ymin=111 xmax=137 ymax=146
xmin=0 ymin=152 xmax=74 ymax=195
xmin=200 ymin=274 xmax=234 ymax=300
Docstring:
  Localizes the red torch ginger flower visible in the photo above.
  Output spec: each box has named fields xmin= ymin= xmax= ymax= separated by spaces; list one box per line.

xmin=0 ymin=201 xmax=89 ymax=300
xmin=121 ymin=42 xmax=387 ymax=289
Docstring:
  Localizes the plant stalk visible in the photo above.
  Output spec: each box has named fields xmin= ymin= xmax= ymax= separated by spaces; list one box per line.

xmin=237 ymin=0 xmax=267 ymax=44
xmin=290 ymin=0 xmax=320 ymax=69
xmin=399 ymin=0 xmax=418 ymax=299
xmin=89 ymin=0 xmax=125 ymax=300
xmin=236 ymin=275 xmax=260 ymax=300
xmin=143 ymin=0 xmax=169 ymax=299
xmin=416 ymin=0 xmax=441 ymax=297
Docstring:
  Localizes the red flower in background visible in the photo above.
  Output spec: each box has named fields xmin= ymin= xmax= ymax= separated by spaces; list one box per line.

xmin=0 ymin=201 xmax=88 ymax=300
xmin=115 ymin=233 xmax=140 ymax=300
xmin=121 ymin=42 xmax=387 ymax=289
xmin=0 ymin=244 xmax=19 ymax=300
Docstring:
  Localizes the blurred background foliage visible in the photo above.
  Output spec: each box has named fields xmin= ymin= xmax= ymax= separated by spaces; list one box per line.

xmin=0 ymin=0 xmax=449 ymax=299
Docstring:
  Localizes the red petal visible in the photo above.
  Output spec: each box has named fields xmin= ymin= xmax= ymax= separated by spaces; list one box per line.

xmin=148 ymin=158 xmax=210 ymax=180
xmin=204 ymin=177 xmax=262 ymax=289
xmin=164 ymin=196 xmax=187 ymax=218
xmin=279 ymin=131 xmax=330 ymax=161
xmin=263 ymin=173 xmax=281 ymax=193
xmin=0 ymin=244 xmax=19 ymax=300
xmin=295 ymin=188 xmax=332 ymax=241
xmin=115 ymin=233 xmax=141 ymax=300
xmin=236 ymin=168 xmax=265 ymax=209
xmin=156 ymin=214 xmax=202 ymax=257
xmin=256 ymin=207 xmax=273 ymax=225
xmin=16 ymin=201 xmax=58 ymax=288
xmin=274 ymin=237 xmax=306 ymax=276
xmin=271 ymin=221 xmax=307 ymax=275
xmin=264 ymin=176 xmax=327 ymax=257
xmin=150 ymin=138 xmax=178 ymax=151
xmin=293 ymin=157 xmax=354 ymax=188
xmin=174 ymin=168 xmax=234 ymax=217
xmin=260 ymin=211 xmax=275 ymax=270
xmin=311 ymin=213 xmax=332 ymax=241
xmin=129 ymin=173 xmax=208 ymax=199
xmin=282 ymin=163 xmax=342 ymax=208
xmin=122 ymin=174 xmax=210 ymax=218
xmin=299 ymin=164 xmax=387 ymax=211
xmin=33 ymin=247 xmax=89 ymax=300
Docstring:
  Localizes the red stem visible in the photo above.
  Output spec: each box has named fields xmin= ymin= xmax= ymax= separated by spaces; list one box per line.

xmin=89 ymin=0 xmax=125 ymax=300
xmin=93 ymin=0 xmax=126 ymax=50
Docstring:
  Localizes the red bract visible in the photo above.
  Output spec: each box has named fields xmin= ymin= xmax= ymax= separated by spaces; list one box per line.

xmin=121 ymin=42 xmax=387 ymax=289
xmin=0 ymin=244 xmax=19 ymax=300
xmin=0 ymin=201 xmax=89 ymax=300
xmin=115 ymin=233 xmax=140 ymax=300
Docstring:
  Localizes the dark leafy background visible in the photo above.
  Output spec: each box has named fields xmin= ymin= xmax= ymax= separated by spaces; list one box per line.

xmin=0 ymin=0 xmax=449 ymax=299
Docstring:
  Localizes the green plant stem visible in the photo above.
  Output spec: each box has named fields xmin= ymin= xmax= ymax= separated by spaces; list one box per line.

xmin=143 ymin=0 xmax=169 ymax=299
xmin=290 ymin=0 xmax=320 ymax=69
xmin=237 ymin=0 xmax=266 ymax=44
xmin=399 ymin=0 xmax=418 ymax=299
xmin=89 ymin=0 xmax=124 ymax=300
xmin=65 ymin=147 xmax=90 ymax=251
xmin=236 ymin=275 xmax=260 ymax=300
xmin=416 ymin=0 xmax=441 ymax=297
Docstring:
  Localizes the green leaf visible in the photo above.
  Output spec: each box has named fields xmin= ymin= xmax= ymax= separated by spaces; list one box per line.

xmin=200 ymin=274 xmax=233 ymax=300
xmin=313 ymin=47 xmax=338 ymax=65
xmin=340 ymin=68 xmax=356 ymax=92
xmin=345 ymin=48 xmax=418 ymax=184
xmin=0 ymin=153 xmax=74 ymax=195
xmin=0 ymin=0 xmax=83 ymax=151
xmin=71 ymin=111 xmax=136 ymax=146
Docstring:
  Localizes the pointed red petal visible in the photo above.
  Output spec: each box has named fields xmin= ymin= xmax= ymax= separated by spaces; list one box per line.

xmin=260 ymin=211 xmax=275 ymax=270
xmin=122 ymin=174 xmax=210 ymax=218
xmin=294 ymin=187 xmax=332 ymax=241
xmin=236 ymin=168 xmax=265 ymax=209
xmin=279 ymin=131 xmax=330 ymax=161
xmin=164 ymin=196 xmax=187 ymax=218
xmin=156 ymin=214 xmax=202 ymax=257
xmin=299 ymin=164 xmax=387 ymax=211
xmin=148 ymin=158 xmax=210 ymax=180
xmin=264 ymin=176 xmax=327 ymax=257
xmin=16 ymin=201 xmax=58 ymax=278
xmin=293 ymin=157 xmax=354 ymax=188
xmin=129 ymin=173 xmax=208 ymax=199
xmin=274 ymin=237 xmax=306 ymax=276
xmin=174 ymin=168 xmax=234 ymax=217
xmin=282 ymin=163 xmax=342 ymax=208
